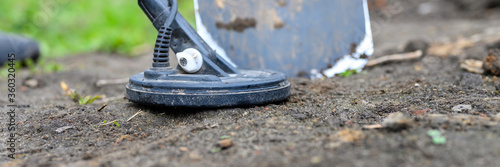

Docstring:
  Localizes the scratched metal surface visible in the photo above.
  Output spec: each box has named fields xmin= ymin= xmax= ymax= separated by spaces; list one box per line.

xmin=197 ymin=0 xmax=369 ymax=77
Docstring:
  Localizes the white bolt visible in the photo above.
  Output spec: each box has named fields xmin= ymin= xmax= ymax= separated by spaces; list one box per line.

xmin=176 ymin=48 xmax=203 ymax=73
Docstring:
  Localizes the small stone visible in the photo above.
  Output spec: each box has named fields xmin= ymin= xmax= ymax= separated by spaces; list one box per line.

xmin=217 ymin=139 xmax=234 ymax=149
xmin=82 ymin=152 xmax=94 ymax=160
xmin=24 ymin=78 xmax=39 ymax=88
xmin=292 ymin=114 xmax=307 ymax=120
xmin=493 ymin=113 xmax=500 ymax=121
xmin=460 ymin=73 xmax=483 ymax=89
xmin=311 ymin=156 xmax=322 ymax=164
xmin=452 ymin=105 xmax=472 ymax=113
xmin=42 ymin=134 xmax=49 ymax=140
xmin=55 ymin=126 xmax=74 ymax=134
xmin=496 ymin=82 xmax=500 ymax=91
xmin=179 ymin=147 xmax=189 ymax=152
xmin=404 ymin=39 xmax=429 ymax=55
xmin=189 ymin=151 xmax=201 ymax=160
xmin=328 ymin=118 xmax=342 ymax=127
xmin=382 ymin=112 xmax=413 ymax=131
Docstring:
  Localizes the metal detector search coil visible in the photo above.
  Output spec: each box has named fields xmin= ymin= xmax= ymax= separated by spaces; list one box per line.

xmin=126 ymin=0 xmax=291 ymax=107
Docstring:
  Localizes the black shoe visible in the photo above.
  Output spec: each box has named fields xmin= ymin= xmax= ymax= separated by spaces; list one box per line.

xmin=0 ymin=32 xmax=40 ymax=65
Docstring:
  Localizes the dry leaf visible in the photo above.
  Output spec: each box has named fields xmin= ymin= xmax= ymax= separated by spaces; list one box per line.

xmin=428 ymin=38 xmax=475 ymax=57
xmin=460 ymin=59 xmax=484 ymax=74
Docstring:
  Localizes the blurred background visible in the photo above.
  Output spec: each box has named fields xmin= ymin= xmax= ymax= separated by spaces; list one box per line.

xmin=0 ymin=0 xmax=196 ymax=58
xmin=1 ymin=0 xmax=499 ymax=62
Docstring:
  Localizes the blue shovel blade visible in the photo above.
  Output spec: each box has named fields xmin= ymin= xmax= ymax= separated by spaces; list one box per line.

xmin=195 ymin=0 xmax=373 ymax=78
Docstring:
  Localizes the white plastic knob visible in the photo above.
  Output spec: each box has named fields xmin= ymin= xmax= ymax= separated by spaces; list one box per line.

xmin=176 ymin=48 xmax=203 ymax=73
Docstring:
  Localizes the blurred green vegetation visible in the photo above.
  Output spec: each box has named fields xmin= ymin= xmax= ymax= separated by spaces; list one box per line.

xmin=0 ymin=0 xmax=195 ymax=57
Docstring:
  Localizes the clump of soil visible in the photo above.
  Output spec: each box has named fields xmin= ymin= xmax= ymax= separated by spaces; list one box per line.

xmin=483 ymin=49 xmax=500 ymax=75
xmin=216 ymin=18 xmax=257 ymax=32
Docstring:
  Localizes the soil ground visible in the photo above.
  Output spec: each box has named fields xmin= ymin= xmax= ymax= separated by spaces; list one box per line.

xmin=2 ymin=0 xmax=500 ymax=166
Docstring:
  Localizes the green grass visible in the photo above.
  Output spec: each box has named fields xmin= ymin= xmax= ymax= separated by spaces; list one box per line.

xmin=0 ymin=0 xmax=195 ymax=57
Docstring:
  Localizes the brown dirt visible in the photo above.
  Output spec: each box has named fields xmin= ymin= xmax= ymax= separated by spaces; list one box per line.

xmin=216 ymin=18 xmax=257 ymax=32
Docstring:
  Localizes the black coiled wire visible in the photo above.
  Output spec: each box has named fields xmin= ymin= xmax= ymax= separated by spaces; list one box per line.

xmin=152 ymin=0 xmax=178 ymax=68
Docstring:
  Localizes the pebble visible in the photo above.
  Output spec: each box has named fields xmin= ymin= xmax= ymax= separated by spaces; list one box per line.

xmin=42 ymin=134 xmax=49 ymax=139
xmin=179 ymin=147 xmax=189 ymax=152
xmin=327 ymin=118 xmax=342 ymax=127
xmin=493 ymin=113 xmax=500 ymax=121
xmin=460 ymin=73 xmax=483 ymax=89
xmin=404 ymin=39 xmax=429 ymax=55
xmin=24 ymin=78 xmax=39 ymax=88
xmin=382 ymin=112 xmax=413 ymax=131
xmin=55 ymin=126 xmax=74 ymax=134
xmin=311 ymin=156 xmax=322 ymax=164
xmin=452 ymin=105 xmax=472 ymax=113
xmin=496 ymin=82 xmax=500 ymax=91
xmin=217 ymin=139 xmax=234 ymax=149
xmin=189 ymin=151 xmax=201 ymax=160
xmin=292 ymin=114 xmax=307 ymax=120
xmin=82 ymin=152 xmax=94 ymax=160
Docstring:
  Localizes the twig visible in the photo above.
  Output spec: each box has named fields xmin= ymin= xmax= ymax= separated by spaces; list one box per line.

xmin=366 ymin=50 xmax=423 ymax=67
xmin=362 ymin=124 xmax=383 ymax=129
xmin=100 ymin=120 xmax=119 ymax=126
xmin=127 ymin=110 xmax=143 ymax=122
xmin=96 ymin=104 xmax=107 ymax=112
xmin=95 ymin=78 xmax=129 ymax=87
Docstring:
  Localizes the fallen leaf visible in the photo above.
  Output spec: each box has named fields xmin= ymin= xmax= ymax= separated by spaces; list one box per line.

xmin=461 ymin=59 xmax=484 ymax=74
xmin=428 ymin=38 xmax=474 ymax=57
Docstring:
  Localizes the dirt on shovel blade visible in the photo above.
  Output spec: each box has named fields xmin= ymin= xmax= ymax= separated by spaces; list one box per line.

xmin=2 ymin=0 xmax=500 ymax=166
